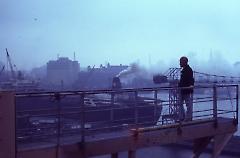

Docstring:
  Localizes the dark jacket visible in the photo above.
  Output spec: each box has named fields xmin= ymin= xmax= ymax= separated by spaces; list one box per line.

xmin=178 ymin=65 xmax=194 ymax=94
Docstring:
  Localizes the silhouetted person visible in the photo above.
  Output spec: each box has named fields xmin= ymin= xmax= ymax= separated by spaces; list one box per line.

xmin=178 ymin=56 xmax=194 ymax=121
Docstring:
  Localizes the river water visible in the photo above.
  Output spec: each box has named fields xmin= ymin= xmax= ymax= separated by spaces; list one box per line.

xmin=93 ymin=145 xmax=239 ymax=158
xmin=93 ymin=92 xmax=240 ymax=158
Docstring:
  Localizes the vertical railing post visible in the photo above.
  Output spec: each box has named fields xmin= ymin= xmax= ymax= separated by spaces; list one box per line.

xmin=14 ymin=94 xmax=17 ymax=158
xmin=80 ymin=93 xmax=85 ymax=143
xmin=55 ymin=92 xmax=61 ymax=158
xmin=236 ymin=85 xmax=239 ymax=124
xmin=0 ymin=92 xmax=15 ymax=158
xmin=176 ymin=86 xmax=180 ymax=120
xmin=154 ymin=90 xmax=158 ymax=122
xmin=111 ymin=92 xmax=115 ymax=122
xmin=134 ymin=91 xmax=138 ymax=125
xmin=213 ymin=86 xmax=218 ymax=120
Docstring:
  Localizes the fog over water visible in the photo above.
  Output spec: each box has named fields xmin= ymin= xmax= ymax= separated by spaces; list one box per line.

xmin=116 ymin=51 xmax=240 ymax=83
xmin=93 ymin=146 xmax=238 ymax=158
xmin=1 ymin=2 xmax=240 ymax=157
xmin=1 ymin=0 xmax=240 ymax=70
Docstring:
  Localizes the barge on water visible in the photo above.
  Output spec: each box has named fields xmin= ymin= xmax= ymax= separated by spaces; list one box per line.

xmin=16 ymin=77 xmax=163 ymax=142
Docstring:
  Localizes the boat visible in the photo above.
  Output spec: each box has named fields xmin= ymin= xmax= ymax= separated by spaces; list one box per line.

xmin=0 ymin=79 xmax=41 ymax=92
xmin=15 ymin=77 xmax=162 ymax=142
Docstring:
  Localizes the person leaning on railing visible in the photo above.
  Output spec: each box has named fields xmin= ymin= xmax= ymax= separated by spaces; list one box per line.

xmin=178 ymin=56 xmax=195 ymax=121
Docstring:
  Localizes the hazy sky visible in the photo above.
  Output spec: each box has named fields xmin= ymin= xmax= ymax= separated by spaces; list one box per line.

xmin=1 ymin=0 xmax=240 ymax=70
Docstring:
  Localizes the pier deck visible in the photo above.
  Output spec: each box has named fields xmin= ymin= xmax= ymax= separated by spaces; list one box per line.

xmin=0 ymin=85 xmax=239 ymax=158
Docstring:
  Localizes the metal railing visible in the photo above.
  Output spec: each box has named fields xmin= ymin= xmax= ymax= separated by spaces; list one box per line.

xmin=15 ymin=84 xmax=238 ymax=147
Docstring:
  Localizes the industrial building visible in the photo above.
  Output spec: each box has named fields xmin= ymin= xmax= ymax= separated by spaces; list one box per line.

xmin=47 ymin=57 xmax=80 ymax=88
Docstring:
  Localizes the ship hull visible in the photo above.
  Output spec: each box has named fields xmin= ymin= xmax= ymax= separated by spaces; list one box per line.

xmin=16 ymin=94 xmax=162 ymax=142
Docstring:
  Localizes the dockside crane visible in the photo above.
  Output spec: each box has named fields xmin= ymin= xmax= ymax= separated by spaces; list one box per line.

xmin=5 ymin=48 xmax=17 ymax=80
xmin=153 ymin=67 xmax=240 ymax=124
xmin=0 ymin=65 xmax=5 ymax=76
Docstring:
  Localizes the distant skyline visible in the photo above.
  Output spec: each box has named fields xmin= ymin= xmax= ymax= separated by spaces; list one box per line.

xmin=1 ymin=0 xmax=240 ymax=70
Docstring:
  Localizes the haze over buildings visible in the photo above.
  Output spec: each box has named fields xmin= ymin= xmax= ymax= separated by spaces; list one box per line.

xmin=1 ymin=0 xmax=240 ymax=70
xmin=47 ymin=57 xmax=80 ymax=87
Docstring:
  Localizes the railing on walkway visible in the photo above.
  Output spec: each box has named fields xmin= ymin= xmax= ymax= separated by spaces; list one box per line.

xmin=15 ymin=84 xmax=238 ymax=148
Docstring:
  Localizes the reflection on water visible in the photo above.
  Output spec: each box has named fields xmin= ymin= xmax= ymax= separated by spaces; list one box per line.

xmin=93 ymin=93 xmax=240 ymax=158
xmin=93 ymin=145 xmax=239 ymax=158
xmin=157 ymin=92 xmax=240 ymax=136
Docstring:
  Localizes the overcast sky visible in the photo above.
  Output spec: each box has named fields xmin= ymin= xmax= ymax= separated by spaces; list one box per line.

xmin=1 ymin=0 xmax=240 ymax=70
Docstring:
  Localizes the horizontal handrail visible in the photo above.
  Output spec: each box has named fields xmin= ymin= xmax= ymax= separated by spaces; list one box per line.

xmin=15 ymin=84 xmax=238 ymax=146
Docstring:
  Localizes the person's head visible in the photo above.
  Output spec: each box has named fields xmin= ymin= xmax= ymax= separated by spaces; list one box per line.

xmin=179 ymin=56 xmax=188 ymax=68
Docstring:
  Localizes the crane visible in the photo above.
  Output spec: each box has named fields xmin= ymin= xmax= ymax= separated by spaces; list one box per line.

xmin=0 ymin=65 xmax=5 ymax=76
xmin=5 ymin=48 xmax=17 ymax=80
xmin=154 ymin=67 xmax=240 ymax=124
